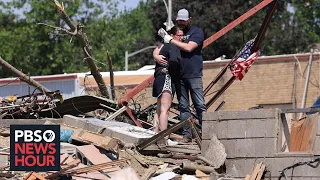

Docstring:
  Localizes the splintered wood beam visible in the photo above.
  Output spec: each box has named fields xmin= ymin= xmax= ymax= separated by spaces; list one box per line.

xmin=136 ymin=119 xmax=189 ymax=151
xmin=290 ymin=114 xmax=318 ymax=152
xmin=280 ymin=113 xmax=291 ymax=151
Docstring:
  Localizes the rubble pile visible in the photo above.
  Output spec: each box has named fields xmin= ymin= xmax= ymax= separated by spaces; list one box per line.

xmin=0 ymin=91 xmax=238 ymax=180
xmin=0 ymin=113 xmax=235 ymax=180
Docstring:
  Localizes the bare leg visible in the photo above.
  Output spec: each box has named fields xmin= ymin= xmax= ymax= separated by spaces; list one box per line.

xmin=153 ymin=98 xmax=161 ymax=133
xmin=159 ymin=90 xmax=172 ymax=131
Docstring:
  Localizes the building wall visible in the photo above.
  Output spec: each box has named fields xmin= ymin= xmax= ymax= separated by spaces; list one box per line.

xmin=202 ymin=109 xmax=320 ymax=179
xmin=78 ymin=52 xmax=320 ymax=113
xmin=118 ymin=52 xmax=320 ymax=112
xmin=202 ymin=52 xmax=320 ymax=112
xmin=0 ymin=76 xmax=83 ymax=99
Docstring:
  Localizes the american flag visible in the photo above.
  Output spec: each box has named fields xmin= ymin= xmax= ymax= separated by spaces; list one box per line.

xmin=238 ymin=39 xmax=255 ymax=60
xmin=231 ymin=39 xmax=259 ymax=81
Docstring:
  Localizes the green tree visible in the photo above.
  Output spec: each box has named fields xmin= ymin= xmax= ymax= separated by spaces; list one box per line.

xmin=0 ymin=0 xmax=118 ymax=77
xmin=290 ymin=0 xmax=320 ymax=52
xmin=85 ymin=1 xmax=153 ymax=71
xmin=146 ymin=0 xmax=317 ymax=61
xmin=0 ymin=0 xmax=154 ymax=77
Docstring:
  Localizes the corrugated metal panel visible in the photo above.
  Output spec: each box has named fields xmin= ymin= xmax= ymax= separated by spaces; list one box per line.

xmin=0 ymin=79 xmax=85 ymax=99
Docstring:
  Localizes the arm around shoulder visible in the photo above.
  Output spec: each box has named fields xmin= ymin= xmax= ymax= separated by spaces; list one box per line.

xmin=153 ymin=44 xmax=163 ymax=60
xmin=171 ymin=40 xmax=199 ymax=52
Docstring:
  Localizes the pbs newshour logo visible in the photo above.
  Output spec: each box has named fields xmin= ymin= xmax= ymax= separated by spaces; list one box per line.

xmin=10 ymin=125 xmax=60 ymax=171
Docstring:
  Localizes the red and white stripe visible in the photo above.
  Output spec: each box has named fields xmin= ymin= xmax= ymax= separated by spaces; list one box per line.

xmin=231 ymin=52 xmax=259 ymax=81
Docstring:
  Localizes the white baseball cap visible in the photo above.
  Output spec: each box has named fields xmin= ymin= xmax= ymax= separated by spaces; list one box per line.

xmin=176 ymin=8 xmax=189 ymax=21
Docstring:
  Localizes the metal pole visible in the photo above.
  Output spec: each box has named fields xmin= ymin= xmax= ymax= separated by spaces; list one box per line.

xmin=162 ymin=0 xmax=168 ymax=15
xmin=168 ymin=0 xmax=172 ymax=30
xmin=124 ymin=46 xmax=156 ymax=71
xmin=125 ymin=51 xmax=128 ymax=71
xmin=299 ymin=50 xmax=313 ymax=119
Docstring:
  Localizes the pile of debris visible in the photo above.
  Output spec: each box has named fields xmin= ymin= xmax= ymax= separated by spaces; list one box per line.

xmin=0 ymin=114 xmax=240 ymax=180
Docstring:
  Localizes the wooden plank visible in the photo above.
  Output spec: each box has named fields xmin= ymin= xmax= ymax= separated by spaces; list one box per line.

xmin=195 ymin=169 xmax=210 ymax=180
xmin=166 ymin=147 xmax=201 ymax=154
xmin=256 ymin=164 xmax=266 ymax=180
xmin=24 ymin=172 xmax=46 ymax=180
xmin=52 ymin=122 xmax=116 ymax=149
xmin=65 ymin=159 xmax=126 ymax=175
xmin=56 ymin=123 xmax=118 ymax=152
xmin=244 ymin=175 xmax=251 ymax=180
xmin=60 ymin=159 xmax=81 ymax=172
xmin=125 ymin=149 xmax=149 ymax=167
xmin=70 ymin=163 xmax=110 ymax=180
xmin=248 ymin=162 xmax=262 ymax=180
xmin=76 ymin=145 xmax=120 ymax=172
xmin=280 ymin=113 xmax=291 ymax=151
xmin=140 ymin=166 xmax=158 ymax=180
xmin=72 ymin=129 xmax=118 ymax=152
xmin=143 ymin=144 xmax=201 ymax=154
xmin=303 ymin=115 xmax=318 ymax=152
xmin=290 ymin=114 xmax=318 ymax=152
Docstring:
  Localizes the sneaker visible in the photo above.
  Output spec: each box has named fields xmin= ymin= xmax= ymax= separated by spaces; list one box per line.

xmin=167 ymin=139 xmax=179 ymax=146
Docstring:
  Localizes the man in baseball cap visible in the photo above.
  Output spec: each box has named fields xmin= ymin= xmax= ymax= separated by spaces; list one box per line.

xmin=176 ymin=8 xmax=190 ymax=21
xmin=175 ymin=8 xmax=191 ymax=31
xmin=155 ymin=8 xmax=206 ymax=143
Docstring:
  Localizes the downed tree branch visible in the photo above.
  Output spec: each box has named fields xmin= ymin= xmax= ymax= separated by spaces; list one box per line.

xmin=49 ymin=0 xmax=109 ymax=98
xmin=0 ymin=57 xmax=51 ymax=95
xmin=37 ymin=23 xmax=77 ymax=35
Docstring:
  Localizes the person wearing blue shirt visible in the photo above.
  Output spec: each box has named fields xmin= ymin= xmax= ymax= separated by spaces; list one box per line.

xmin=155 ymin=9 xmax=206 ymax=143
